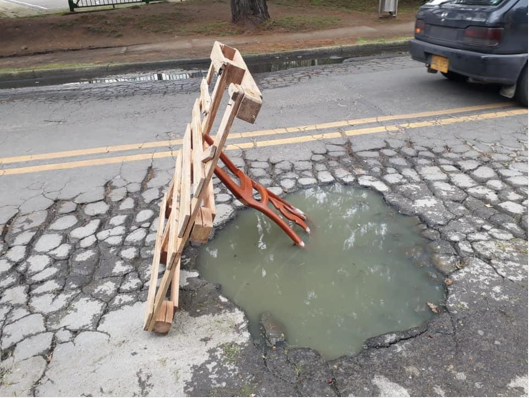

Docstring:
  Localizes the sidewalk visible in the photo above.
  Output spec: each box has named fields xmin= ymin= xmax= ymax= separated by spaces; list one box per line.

xmin=1 ymin=23 xmax=413 ymax=71
xmin=0 ymin=0 xmax=415 ymax=71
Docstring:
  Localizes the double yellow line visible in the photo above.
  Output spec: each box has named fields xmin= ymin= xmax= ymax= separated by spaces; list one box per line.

xmin=0 ymin=103 xmax=525 ymax=176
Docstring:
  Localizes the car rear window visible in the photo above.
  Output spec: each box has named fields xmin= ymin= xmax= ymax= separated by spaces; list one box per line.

xmin=427 ymin=0 xmax=505 ymax=5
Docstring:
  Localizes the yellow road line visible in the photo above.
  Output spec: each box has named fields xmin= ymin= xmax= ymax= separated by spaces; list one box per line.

xmin=0 ymin=102 xmax=512 ymax=165
xmin=1 ymin=108 xmax=525 ymax=177
xmin=0 ymin=152 xmax=174 ymax=176
xmin=242 ymin=108 xmax=527 ymax=148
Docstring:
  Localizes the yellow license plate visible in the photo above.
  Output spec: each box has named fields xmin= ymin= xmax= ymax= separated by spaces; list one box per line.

xmin=430 ymin=55 xmax=449 ymax=73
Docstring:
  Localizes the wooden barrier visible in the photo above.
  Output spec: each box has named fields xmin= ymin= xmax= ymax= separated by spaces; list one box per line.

xmin=144 ymin=42 xmax=308 ymax=333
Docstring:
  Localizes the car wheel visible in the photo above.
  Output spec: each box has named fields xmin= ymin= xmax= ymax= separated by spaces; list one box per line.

xmin=515 ymin=65 xmax=528 ymax=107
xmin=441 ymin=71 xmax=468 ymax=82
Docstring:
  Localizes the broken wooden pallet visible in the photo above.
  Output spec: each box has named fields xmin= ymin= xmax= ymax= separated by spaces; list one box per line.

xmin=144 ymin=41 xmax=308 ymax=334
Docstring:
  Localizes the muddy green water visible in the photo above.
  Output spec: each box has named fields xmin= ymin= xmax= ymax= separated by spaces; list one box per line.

xmin=197 ymin=185 xmax=445 ymax=360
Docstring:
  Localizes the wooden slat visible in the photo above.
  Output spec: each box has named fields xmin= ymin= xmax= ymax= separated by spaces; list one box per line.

xmin=165 ymin=171 xmax=176 ymax=218
xmin=220 ymin=43 xmax=236 ymax=60
xmin=202 ymin=208 xmax=213 ymax=230
xmin=202 ymin=139 xmax=216 ymax=220
xmin=192 ymin=99 xmax=205 ymax=197
xmin=191 ymin=207 xmax=213 ymax=244
xmin=200 ymin=79 xmax=212 ymax=116
xmin=191 ymin=207 xmax=212 ymax=243
xmin=167 ymin=150 xmax=183 ymax=269
xmin=170 ymin=258 xmax=182 ymax=309
xmin=143 ymin=192 xmax=169 ymax=328
xmin=177 ymin=125 xmax=192 ymax=238
xmin=204 ymin=174 xmax=216 ymax=221
xmin=201 ymin=146 xmax=216 ymax=163
xmin=202 ymin=41 xmax=246 ymax=136
xmin=237 ymin=93 xmax=263 ymax=124
xmin=201 ymin=70 xmax=229 ymax=136
xmin=146 ymin=85 xmax=245 ymax=332
xmin=210 ymin=41 xmax=227 ymax=73
xmin=221 ymin=43 xmax=263 ymax=124
xmin=152 ymin=301 xmax=174 ymax=334
xmin=226 ymin=44 xmax=262 ymax=101
xmin=206 ymin=63 xmax=215 ymax=85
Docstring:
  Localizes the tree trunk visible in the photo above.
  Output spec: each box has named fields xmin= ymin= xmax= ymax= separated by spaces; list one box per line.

xmin=231 ymin=0 xmax=270 ymax=24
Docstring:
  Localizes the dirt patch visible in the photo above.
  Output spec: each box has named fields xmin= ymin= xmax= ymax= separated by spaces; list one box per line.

xmin=0 ymin=0 xmax=418 ymax=60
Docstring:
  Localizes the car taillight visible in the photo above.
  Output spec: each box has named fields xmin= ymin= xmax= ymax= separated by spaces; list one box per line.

xmin=463 ymin=26 xmax=503 ymax=46
xmin=415 ymin=20 xmax=426 ymax=35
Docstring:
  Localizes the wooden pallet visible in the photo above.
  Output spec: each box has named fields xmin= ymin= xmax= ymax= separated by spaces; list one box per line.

xmin=144 ymin=42 xmax=263 ymax=333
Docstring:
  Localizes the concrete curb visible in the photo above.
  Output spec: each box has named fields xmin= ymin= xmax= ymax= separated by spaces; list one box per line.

xmin=0 ymin=40 xmax=410 ymax=85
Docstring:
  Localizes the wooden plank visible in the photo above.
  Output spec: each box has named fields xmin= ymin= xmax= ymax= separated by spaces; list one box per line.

xmin=210 ymin=42 xmax=245 ymax=84
xmin=201 ymin=71 xmax=229 ymax=136
xmin=160 ymin=227 xmax=169 ymax=265
xmin=149 ymin=153 xmax=183 ymax=326
xmin=210 ymin=41 xmax=226 ymax=74
xmin=202 ymin=139 xmax=216 ymax=220
xmin=165 ymin=171 xmax=176 ymax=218
xmin=237 ymin=94 xmax=263 ymax=125
xmin=167 ymin=150 xmax=183 ymax=269
xmin=224 ymin=43 xmax=262 ymax=99
xmin=206 ymin=63 xmax=215 ymax=85
xmin=201 ymin=145 xmax=216 ymax=163
xmin=204 ymin=174 xmax=216 ymax=221
xmin=146 ymin=85 xmax=245 ymax=332
xmin=143 ymin=192 xmax=169 ymax=329
xmin=202 ymin=207 xmax=213 ymax=230
xmin=200 ymin=78 xmax=212 ymax=115
xmin=220 ymin=43 xmax=236 ymax=60
xmin=170 ymin=258 xmax=182 ymax=309
xmin=192 ymin=99 xmax=206 ymax=197
xmin=191 ymin=207 xmax=213 ymax=244
xmin=152 ymin=300 xmax=174 ymax=334
xmin=222 ymin=43 xmax=263 ymax=124
xmin=177 ymin=125 xmax=192 ymax=238
xmin=202 ymin=42 xmax=246 ymax=136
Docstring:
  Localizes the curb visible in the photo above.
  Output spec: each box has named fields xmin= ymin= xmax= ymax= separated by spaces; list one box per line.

xmin=0 ymin=40 xmax=410 ymax=85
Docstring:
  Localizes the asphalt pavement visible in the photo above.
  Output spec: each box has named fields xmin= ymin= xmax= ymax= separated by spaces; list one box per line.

xmin=0 ymin=0 xmax=183 ymax=15
xmin=0 ymin=54 xmax=527 ymax=396
xmin=0 ymin=0 xmax=66 ymax=12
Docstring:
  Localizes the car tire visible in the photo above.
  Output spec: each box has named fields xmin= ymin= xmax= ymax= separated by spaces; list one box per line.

xmin=515 ymin=65 xmax=528 ymax=107
xmin=441 ymin=71 xmax=468 ymax=82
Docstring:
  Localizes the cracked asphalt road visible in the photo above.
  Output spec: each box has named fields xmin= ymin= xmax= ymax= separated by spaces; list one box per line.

xmin=0 ymin=54 xmax=527 ymax=397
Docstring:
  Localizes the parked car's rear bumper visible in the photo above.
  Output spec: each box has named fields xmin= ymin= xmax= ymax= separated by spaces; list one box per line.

xmin=409 ymin=39 xmax=527 ymax=85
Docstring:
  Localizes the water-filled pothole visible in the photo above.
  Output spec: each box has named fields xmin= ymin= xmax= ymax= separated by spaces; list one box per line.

xmin=197 ymin=185 xmax=445 ymax=360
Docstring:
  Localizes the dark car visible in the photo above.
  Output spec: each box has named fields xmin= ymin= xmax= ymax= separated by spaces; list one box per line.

xmin=409 ymin=0 xmax=528 ymax=106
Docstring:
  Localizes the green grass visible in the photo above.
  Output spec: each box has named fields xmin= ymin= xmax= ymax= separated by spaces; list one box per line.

xmin=356 ymin=35 xmax=412 ymax=44
xmin=222 ymin=343 xmax=241 ymax=363
xmin=264 ymin=15 xmax=340 ymax=32
xmin=240 ymin=385 xmax=254 ymax=396
xmin=272 ymin=0 xmax=421 ymax=13
xmin=134 ymin=14 xmax=238 ymax=36
xmin=294 ymin=363 xmax=305 ymax=377
xmin=191 ymin=21 xmax=239 ymax=36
